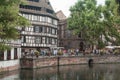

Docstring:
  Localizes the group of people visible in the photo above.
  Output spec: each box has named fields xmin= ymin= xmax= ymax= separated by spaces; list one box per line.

xmin=23 ymin=48 xmax=118 ymax=58
xmin=23 ymin=48 xmax=81 ymax=57
xmin=39 ymin=48 xmax=80 ymax=56
xmin=53 ymin=48 xmax=80 ymax=56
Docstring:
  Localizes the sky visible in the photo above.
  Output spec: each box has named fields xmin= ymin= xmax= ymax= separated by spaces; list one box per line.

xmin=49 ymin=0 xmax=105 ymax=17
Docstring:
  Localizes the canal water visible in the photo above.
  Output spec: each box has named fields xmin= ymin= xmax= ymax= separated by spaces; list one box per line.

xmin=0 ymin=64 xmax=120 ymax=80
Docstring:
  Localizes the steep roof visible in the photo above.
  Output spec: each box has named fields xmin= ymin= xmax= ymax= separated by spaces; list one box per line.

xmin=56 ymin=10 xmax=67 ymax=20
xmin=19 ymin=0 xmax=58 ymax=19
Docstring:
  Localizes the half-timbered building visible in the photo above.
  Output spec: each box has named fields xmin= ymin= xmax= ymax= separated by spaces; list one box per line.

xmin=19 ymin=0 xmax=58 ymax=53
xmin=0 ymin=0 xmax=58 ymax=72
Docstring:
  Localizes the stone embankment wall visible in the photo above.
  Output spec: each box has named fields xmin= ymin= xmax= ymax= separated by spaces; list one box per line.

xmin=0 ymin=60 xmax=20 ymax=72
xmin=20 ymin=55 xmax=120 ymax=69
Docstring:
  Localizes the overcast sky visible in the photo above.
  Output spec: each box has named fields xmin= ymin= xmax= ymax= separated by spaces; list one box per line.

xmin=49 ymin=0 xmax=105 ymax=17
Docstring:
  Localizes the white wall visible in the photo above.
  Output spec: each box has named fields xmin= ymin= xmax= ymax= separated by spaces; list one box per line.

xmin=11 ymin=48 xmax=14 ymax=59
xmin=18 ymin=48 xmax=21 ymax=58
xmin=0 ymin=59 xmax=19 ymax=68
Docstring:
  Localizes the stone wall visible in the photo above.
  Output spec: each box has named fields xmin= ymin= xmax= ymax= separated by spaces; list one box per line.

xmin=20 ymin=55 xmax=120 ymax=69
xmin=0 ymin=60 xmax=20 ymax=72
xmin=20 ymin=57 xmax=58 ymax=68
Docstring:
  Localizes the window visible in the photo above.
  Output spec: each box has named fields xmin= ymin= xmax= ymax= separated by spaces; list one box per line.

xmin=29 ymin=14 xmax=32 ymax=20
xmin=33 ymin=15 xmax=38 ymax=21
xmin=21 ymin=36 xmax=26 ymax=43
xmin=39 ymin=26 xmax=43 ymax=33
xmin=48 ymin=17 xmax=52 ymax=23
xmin=26 ymin=36 xmax=29 ymax=43
xmin=34 ymin=26 xmax=45 ymax=33
xmin=48 ymin=28 xmax=52 ymax=34
xmin=53 ymin=20 xmax=58 ymax=25
xmin=0 ymin=51 xmax=4 ymax=60
xmin=47 ymin=27 xmax=49 ymax=33
xmin=37 ymin=16 xmax=40 ymax=21
xmin=48 ymin=38 xmax=52 ymax=44
xmin=46 ymin=37 xmax=49 ymax=44
xmin=28 ymin=0 xmax=39 ymax=2
xmin=45 ymin=0 xmax=50 ymax=5
xmin=7 ymin=50 xmax=11 ymax=60
xmin=42 ymin=16 xmax=46 ymax=22
xmin=52 ymin=38 xmax=55 ymax=44
xmin=34 ymin=26 xmax=39 ymax=33
xmin=35 ymin=37 xmax=41 ymax=44
xmin=44 ymin=27 xmax=47 ymax=33
xmin=55 ymin=39 xmax=57 ymax=44
xmin=52 ymin=28 xmax=55 ymax=35
xmin=24 ymin=36 xmax=26 ymax=43
xmin=55 ymin=30 xmax=57 ymax=35
xmin=20 ymin=5 xmax=41 ymax=11
xmin=46 ymin=9 xmax=53 ymax=14
xmin=42 ymin=37 xmax=45 ymax=44
xmin=47 ymin=2 xmax=50 ymax=5
xmin=14 ymin=48 xmax=18 ymax=59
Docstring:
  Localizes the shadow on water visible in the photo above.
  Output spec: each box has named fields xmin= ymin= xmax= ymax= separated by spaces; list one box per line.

xmin=88 ymin=63 xmax=93 ymax=68
xmin=1 ymin=64 xmax=120 ymax=80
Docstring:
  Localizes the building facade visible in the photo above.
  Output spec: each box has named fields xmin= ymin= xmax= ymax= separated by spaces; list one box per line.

xmin=19 ymin=0 xmax=58 ymax=53
xmin=56 ymin=10 xmax=85 ymax=51
xmin=0 ymin=0 xmax=58 ymax=72
xmin=0 ymin=40 xmax=21 ymax=72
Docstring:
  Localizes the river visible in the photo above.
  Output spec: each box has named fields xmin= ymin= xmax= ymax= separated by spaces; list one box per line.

xmin=0 ymin=64 xmax=120 ymax=80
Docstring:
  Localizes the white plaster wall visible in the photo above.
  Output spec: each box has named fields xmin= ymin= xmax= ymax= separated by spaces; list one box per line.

xmin=18 ymin=48 xmax=21 ymax=58
xmin=4 ymin=50 xmax=7 ymax=60
xmin=11 ymin=48 xmax=14 ymax=59
xmin=0 ymin=60 xmax=19 ymax=68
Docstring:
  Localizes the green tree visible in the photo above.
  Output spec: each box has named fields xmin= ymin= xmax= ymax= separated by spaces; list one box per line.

xmin=68 ymin=0 xmax=120 ymax=49
xmin=116 ymin=0 xmax=120 ymax=14
xmin=0 ymin=0 xmax=29 ymax=50
xmin=101 ymin=0 xmax=120 ymax=45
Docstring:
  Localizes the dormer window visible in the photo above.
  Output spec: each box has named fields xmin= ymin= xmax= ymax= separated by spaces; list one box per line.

xmin=20 ymin=5 xmax=41 ymax=11
xmin=27 ymin=0 xmax=39 ymax=2
xmin=48 ymin=2 xmax=50 ymax=5
xmin=46 ymin=9 xmax=53 ymax=14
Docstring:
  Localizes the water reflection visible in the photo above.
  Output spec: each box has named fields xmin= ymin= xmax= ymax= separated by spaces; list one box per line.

xmin=1 ymin=64 xmax=120 ymax=80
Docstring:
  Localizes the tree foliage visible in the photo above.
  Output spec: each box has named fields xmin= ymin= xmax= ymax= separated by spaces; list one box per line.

xmin=68 ymin=0 xmax=120 ymax=49
xmin=0 ymin=0 xmax=29 ymax=51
